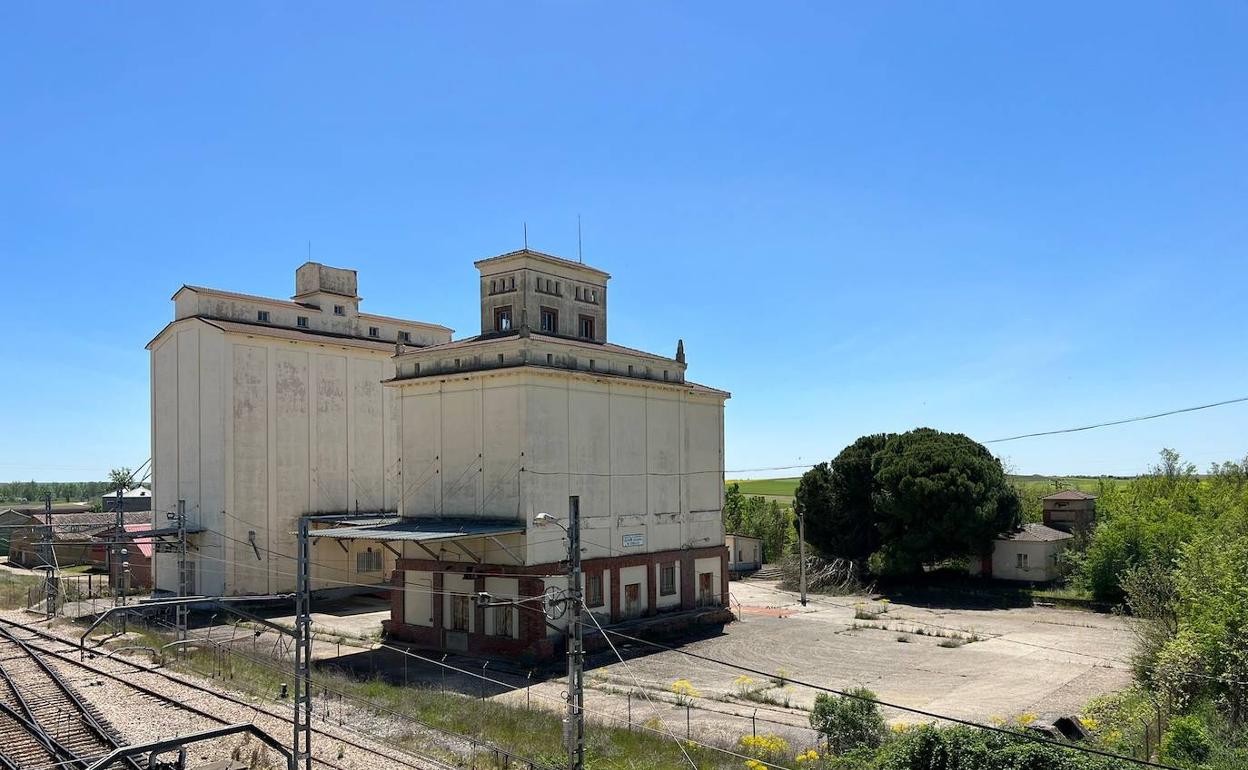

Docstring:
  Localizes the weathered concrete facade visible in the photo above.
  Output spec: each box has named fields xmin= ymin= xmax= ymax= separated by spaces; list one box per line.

xmin=148 ymin=263 xmax=451 ymax=595
xmin=378 ymin=249 xmax=731 ymax=659
xmin=150 ymin=248 xmax=730 ymax=660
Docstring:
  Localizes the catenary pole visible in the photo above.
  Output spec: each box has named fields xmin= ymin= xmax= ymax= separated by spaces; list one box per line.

xmin=798 ymin=509 xmax=807 ymax=606
xmin=564 ymin=496 xmax=585 ymax=770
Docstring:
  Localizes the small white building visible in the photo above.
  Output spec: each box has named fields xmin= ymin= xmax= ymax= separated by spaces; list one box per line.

xmin=969 ymin=523 xmax=1074 ymax=583
xmin=725 ymin=533 xmax=762 ymax=577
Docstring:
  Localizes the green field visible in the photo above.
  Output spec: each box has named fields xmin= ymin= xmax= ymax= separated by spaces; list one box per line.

xmin=727 ymin=474 xmax=1132 ymax=502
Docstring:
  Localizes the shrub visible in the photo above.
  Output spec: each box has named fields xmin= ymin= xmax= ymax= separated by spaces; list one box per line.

xmin=1161 ymin=714 xmax=1212 ymax=765
xmin=670 ymin=678 xmax=699 ymax=706
xmin=810 ymin=687 xmax=887 ymax=754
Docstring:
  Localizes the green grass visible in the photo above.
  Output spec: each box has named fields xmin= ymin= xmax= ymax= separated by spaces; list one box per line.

xmin=726 ymin=477 xmax=799 ymax=498
xmin=84 ymin=622 xmax=792 ymax=770
xmin=726 ymin=474 xmax=1131 ymax=503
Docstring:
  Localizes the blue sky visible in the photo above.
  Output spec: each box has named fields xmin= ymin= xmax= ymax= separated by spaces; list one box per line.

xmin=2 ymin=2 xmax=1245 ymax=481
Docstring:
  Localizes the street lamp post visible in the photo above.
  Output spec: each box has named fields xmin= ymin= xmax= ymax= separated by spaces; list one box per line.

xmin=534 ymin=497 xmax=584 ymax=770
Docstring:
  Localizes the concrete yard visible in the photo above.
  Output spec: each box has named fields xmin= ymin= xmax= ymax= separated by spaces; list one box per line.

xmin=489 ymin=577 xmax=1136 ymax=744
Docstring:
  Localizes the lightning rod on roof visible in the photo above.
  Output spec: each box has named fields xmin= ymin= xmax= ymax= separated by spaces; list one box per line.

xmin=523 ymin=222 xmax=528 ymax=250
xmin=577 ymin=214 xmax=583 ymax=263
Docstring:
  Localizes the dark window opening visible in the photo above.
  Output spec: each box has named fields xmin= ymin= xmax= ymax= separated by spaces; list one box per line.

xmin=494 ymin=306 xmax=513 ymax=332
xmin=540 ymin=307 xmax=558 ymax=334
xmin=368 ymin=326 xmax=379 ymax=338
xmin=578 ymin=315 xmax=595 ymax=340
xmin=660 ymin=563 xmax=676 ymax=596
xmin=296 ymin=316 xmax=309 ymax=328
xmin=586 ymin=573 xmax=604 ymax=607
xmin=257 ymin=310 xmax=270 ymax=323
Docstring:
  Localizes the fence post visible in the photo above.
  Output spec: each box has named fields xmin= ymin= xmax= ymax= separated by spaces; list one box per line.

xmin=627 ymin=691 xmax=632 ymax=731
xmin=686 ymin=705 xmax=691 ymax=739
xmin=752 ymin=709 xmax=757 ymax=738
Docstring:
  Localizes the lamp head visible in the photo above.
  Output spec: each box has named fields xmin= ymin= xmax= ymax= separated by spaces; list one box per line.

xmin=533 ymin=512 xmax=557 ymax=527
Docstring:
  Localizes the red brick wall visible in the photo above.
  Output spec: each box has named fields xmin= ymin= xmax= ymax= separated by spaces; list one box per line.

xmin=387 ymin=545 xmax=729 ymax=661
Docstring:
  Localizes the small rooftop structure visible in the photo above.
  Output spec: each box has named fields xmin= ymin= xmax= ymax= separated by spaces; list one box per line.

xmin=1042 ymin=489 xmax=1098 ymax=533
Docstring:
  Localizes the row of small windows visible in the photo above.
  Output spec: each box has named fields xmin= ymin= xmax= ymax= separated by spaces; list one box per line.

xmin=260 ymin=309 xmax=410 ymax=342
xmin=489 ymin=276 xmax=517 ymax=294
xmin=575 ymin=285 xmax=599 ymax=304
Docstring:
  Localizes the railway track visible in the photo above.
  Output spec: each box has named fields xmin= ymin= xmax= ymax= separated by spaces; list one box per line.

xmin=0 ymin=618 xmax=455 ymax=770
xmin=0 ymin=624 xmax=138 ymax=770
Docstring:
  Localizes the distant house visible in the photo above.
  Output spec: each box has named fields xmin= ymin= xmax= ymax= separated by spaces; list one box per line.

xmin=726 ymin=533 xmax=763 ymax=578
xmin=969 ymin=523 xmax=1074 ymax=583
xmin=10 ymin=511 xmax=149 ymax=570
xmin=93 ymin=522 xmax=155 ymax=589
xmin=1041 ymin=489 xmax=1097 ymax=533
xmin=101 ymin=486 xmax=153 ymax=513
xmin=0 ymin=509 xmax=37 ymax=556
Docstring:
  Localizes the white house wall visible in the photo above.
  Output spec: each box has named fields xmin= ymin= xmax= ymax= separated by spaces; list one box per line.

xmin=393 ymin=368 xmax=726 ymax=569
xmin=151 ymin=319 xmax=403 ymax=595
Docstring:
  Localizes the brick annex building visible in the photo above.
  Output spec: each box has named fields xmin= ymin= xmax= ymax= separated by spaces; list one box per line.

xmin=151 ymin=248 xmax=731 ymax=660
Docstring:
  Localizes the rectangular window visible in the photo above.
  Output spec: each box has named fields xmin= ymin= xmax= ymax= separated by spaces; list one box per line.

xmin=546 ymin=353 xmax=553 ymax=365
xmin=355 ymin=548 xmax=382 ymax=573
xmin=586 ymin=573 xmax=604 ymax=607
xmin=257 ymin=310 xmax=270 ymax=323
xmin=627 ymin=364 xmax=634 ymax=376
xmin=399 ymin=331 xmax=411 ymax=343
xmin=494 ymin=306 xmax=513 ymax=332
xmin=555 ymin=281 xmax=561 ymax=296
xmin=660 ymin=563 xmax=676 ymax=596
xmin=575 ymin=286 xmax=582 ymax=300
xmin=1017 ymin=553 xmax=1029 ymax=570
xmin=588 ymin=359 xmax=595 ymax=370
xmin=368 ymin=326 xmax=379 ymax=338
xmin=454 ymin=358 xmax=460 ymax=368
xmin=578 ymin=315 xmax=595 ymax=340
xmin=450 ymin=595 xmax=471 ymax=632
xmin=491 ymin=606 xmax=513 ymax=637
xmin=490 ymin=278 xmax=497 ymax=293
xmin=540 ymin=307 xmax=558 ymax=334
xmin=296 ymin=316 xmax=309 ymax=328
xmin=497 ymin=353 xmax=505 ymax=365
xmin=334 ymin=304 xmax=345 ymax=316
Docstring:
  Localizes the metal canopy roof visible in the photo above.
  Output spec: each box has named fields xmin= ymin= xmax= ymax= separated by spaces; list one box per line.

xmin=308 ymin=518 xmax=525 ymax=543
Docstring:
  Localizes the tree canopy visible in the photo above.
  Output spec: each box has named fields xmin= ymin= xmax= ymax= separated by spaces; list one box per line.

xmin=794 ymin=433 xmax=888 ymax=562
xmin=795 ymin=428 xmax=1021 ymax=574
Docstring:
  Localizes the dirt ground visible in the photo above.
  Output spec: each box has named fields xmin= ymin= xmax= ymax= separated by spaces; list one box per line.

xmin=495 ymin=577 xmax=1137 ymax=745
xmin=274 ymin=578 xmax=1137 ymax=748
xmin=93 ymin=578 xmax=1135 ymax=752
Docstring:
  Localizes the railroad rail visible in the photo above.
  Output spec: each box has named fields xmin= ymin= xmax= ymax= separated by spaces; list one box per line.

xmin=0 ymin=618 xmax=453 ymax=770
xmin=0 ymin=624 xmax=141 ymax=770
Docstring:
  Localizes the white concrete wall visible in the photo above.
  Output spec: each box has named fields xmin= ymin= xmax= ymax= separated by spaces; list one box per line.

xmin=151 ymin=319 xmax=405 ymax=595
xmin=990 ymin=539 xmax=1068 ymax=582
xmin=618 ymin=564 xmax=648 ymax=619
xmin=393 ymin=368 xmax=726 ymax=569
xmin=484 ymin=576 xmax=520 ymax=638
xmin=404 ymin=569 xmax=433 ymax=627
xmin=694 ymin=556 xmax=723 ymax=604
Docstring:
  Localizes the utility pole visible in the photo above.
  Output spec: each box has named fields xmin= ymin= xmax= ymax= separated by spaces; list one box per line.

xmin=293 ymin=517 xmax=312 ymax=770
xmin=798 ymin=509 xmax=807 ymax=607
xmin=175 ymin=499 xmax=188 ymax=640
xmin=42 ymin=492 xmax=55 ymax=618
xmin=564 ymin=495 xmax=585 ymax=770
xmin=113 ymin=486 xmax=124 ymax=606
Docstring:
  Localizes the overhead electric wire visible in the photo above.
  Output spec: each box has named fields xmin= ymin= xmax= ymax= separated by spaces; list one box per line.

xmin=597 ymin=628 xmax=1185 ymax=770
xmin=982 ymin=395 xmax=1248 ymax=444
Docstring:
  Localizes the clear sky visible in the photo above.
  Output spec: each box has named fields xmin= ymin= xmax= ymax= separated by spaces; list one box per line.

xmin=2 ymin=2 xmax=1245 ymax=482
